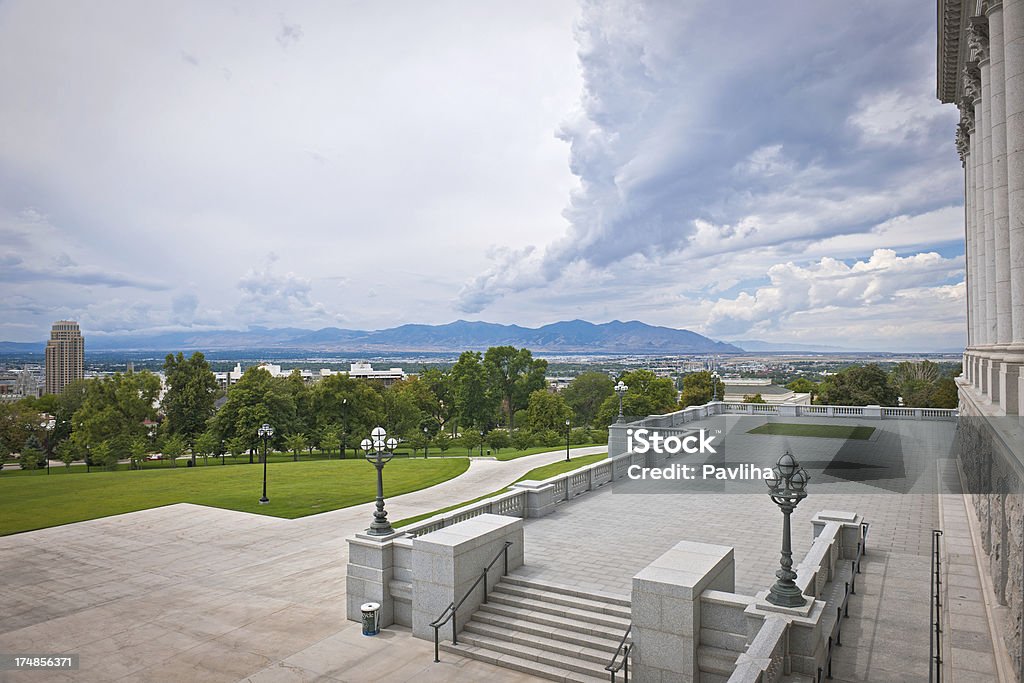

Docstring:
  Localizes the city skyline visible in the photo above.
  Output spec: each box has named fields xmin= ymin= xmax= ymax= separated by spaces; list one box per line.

xmin=1 ymin=1 xmax=964 ymax=351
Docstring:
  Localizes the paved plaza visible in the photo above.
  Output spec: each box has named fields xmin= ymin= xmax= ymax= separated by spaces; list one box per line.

xmin=0 ymin=419 xmax=1012 ymax=682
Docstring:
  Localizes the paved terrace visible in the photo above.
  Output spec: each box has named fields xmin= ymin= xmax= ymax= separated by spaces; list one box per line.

xmin=0 ymin=416 xmax=1010 ymax=682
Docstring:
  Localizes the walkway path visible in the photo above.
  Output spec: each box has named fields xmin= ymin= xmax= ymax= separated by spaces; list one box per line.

xmin=0 ymin=447 xmax=602 ymax=683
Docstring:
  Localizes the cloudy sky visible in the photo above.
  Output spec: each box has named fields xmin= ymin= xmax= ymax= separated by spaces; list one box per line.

xmin=0 ymin=1 xmax=965 ymax=350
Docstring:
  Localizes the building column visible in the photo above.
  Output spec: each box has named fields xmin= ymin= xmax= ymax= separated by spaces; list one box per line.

xmin=968 ymin=61 xmax=991 ymax=394
xmin=1001 ymin=0 xmax=1024 ymax=416
xmin=959 ymin=114 xmax=976 ymax=384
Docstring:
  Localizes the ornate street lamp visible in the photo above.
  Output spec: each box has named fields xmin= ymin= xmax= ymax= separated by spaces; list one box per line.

xmin=341 ymin=398 xmax=348 ymax=459
xmin=258 ymin=423 xmax=273 ymax=505
xmin=765 ymin=451 xmax=810 ymax=608
xmin=615 ymin=381 xmax=628 ymax=423
xmin=361 ymin=426 xmax=397 ymax=536
xmin=40 ymin=418 xmax=55 ymax=475
xmin=423 ymin=426 xmax=430 ymax=460
xmin=565 ymin=418 xmax=571 ymax=462
xmin=711 ymin=371 xmax=721 ymax=402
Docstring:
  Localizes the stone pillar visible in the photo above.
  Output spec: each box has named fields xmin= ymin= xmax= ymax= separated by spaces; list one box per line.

xmin=977 ymin=19 xmax=1000 ymax=355
xmin=1005 ymin=0 xmax=1024 ymax=349
xmin=346 ymin=530 xmax=405 ymax=629
xmin=969 ymin=61 xmax=991 ymax=394
xmin=631 ymin=540 xmax=735 ymax=683
xmin=410 ymin=514 xmax=524 ymax=640
xmin=989 ymin=5 xmax=1015 ymax=347
xmin=608 ymin=422 xmax=629 ymax=458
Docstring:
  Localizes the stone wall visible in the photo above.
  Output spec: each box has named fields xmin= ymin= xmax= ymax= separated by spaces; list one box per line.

xmin=954 ymin=410 xmax=1024 ymax=677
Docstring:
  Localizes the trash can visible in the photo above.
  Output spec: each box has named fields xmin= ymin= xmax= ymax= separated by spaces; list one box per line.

xmin=360 ymin=602 xmax=381 ymax=636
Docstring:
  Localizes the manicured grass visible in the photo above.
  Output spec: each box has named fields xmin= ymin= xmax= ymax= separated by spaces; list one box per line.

xmin=747 ymin=423 xmax=875 ymax=440
xmin=0 ymin=457 xmax=469 ymax=536
xmin=490 ymin=443 xmax=604 ymax=461
xmin=393 ymin=452 xmax=608 ymax=529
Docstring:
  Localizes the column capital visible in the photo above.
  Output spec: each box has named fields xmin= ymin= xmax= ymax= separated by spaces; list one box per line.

xmin=957 ymin=122 xmax=971 ymax=163
xmin=960 ymin=102 xmax=976 ymax=134
xmin=968 ymin=16 xmax=990 ymax=63
xmin=985 ymin=0 xmax=1003 ymax=14
xmin=963 ymin=61 xmax=982 ymax=104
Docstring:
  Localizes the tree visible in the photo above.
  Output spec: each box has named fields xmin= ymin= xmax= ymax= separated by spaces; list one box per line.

xmin=163 ymin=434 xmax=187 ymax=467
xmin=129 ymin=437 xmax=148 ymax=469
xmin=310 ymin=373 xmax=385 ymax=457
xmin=742 ymin=394 xmax=767 ymax=404
xmin=785 ymin=378 xmax=818 ymax=397
xmin=486 ymin=430 xmax=511 ymax=453
xmin=284 ymin=433 xmax=307 ymax=461
xmin=511 ymin=429 xmax=534 ymax=451
xmin=92 ymin=441 xmax=115 ymax=470
xmin=450 ymin=352 xmax=496 ymax=432
xmin=226 ymin=436 xmax=247 ymax=461
xmin=525 ymin=390 xmax=572 ymax=433
xmin=562 ymin=372 xmax=614 ymax=427
xmin=417 ymin=368 xmax=454 ymax=433
xmin=193 ymin=431 xmax=219 ymax=465
xmin=381 ymin=380 xmax=425 ymax=439
xmin=816 ymin=364 xmax=898 ymax=406
xmin=320 ymin=424 xmax=340 ymax=459
xmin=162 ymin=352 xmax=218 ymax=446
xmin=434 ymin=431 xmax=452 ymax=455
xmin=23 ymin=434 xmax=45 ymax=468
xmin=678 ymin=371 xmax=726 ymax=408
xmin=209 ymin=368 xmax=297 ymax=454
xmin=70 ymin=372 xmax=161 ymax=457
xmin=483 ymin=346 xmax=547 ymax=429
xmin=459 ymin=431 xmax=484 ymax=456
xmin=596 ymin=370 xmax=680 ymax=425
xmin=19 ymin=438 xmax=42 ymax=471
xmin=56 ymin=440 xmax=77 ymax=469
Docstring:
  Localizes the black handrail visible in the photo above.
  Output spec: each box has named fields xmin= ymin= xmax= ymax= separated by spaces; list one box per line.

xmin=605 ymin=624 xmax=631 ymax=682
xmin=430 ymin=540 xmax=512 ymax=663
xmin=930 ymin=529 xmax=943 ymax=682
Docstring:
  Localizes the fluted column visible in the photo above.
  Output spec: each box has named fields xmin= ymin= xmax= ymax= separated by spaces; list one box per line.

xmin=959 ymin=118 xmax=975 ymax=383
xmin=1002 ymin=0 xmax=1024 ymax=417
xmin=968 ymin=61 xmax=990 ymax=393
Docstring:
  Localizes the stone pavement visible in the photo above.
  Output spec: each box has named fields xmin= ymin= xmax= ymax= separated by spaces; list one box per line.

xmin=0 ymin=447 xmax=603 ymax=683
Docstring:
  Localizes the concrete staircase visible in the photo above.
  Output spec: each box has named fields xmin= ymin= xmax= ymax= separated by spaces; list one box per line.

xmin=441 ymin=574 xmax=631 ymax=683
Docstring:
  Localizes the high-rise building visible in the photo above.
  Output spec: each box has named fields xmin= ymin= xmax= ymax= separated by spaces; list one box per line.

xmin=44 ymin=320 xmax=84 ymax=395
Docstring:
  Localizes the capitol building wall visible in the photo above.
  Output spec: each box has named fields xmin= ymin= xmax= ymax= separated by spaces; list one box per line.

xmin=940 ymin=0 xmax=1024 ymax=673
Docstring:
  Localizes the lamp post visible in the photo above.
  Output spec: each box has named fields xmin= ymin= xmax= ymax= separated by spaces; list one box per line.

xmin=423 ymin=426 xmax=429 ymax=459
xmin=361 ymin=427 xmax=396 ymax=536
xmin=258 ymin=423 xmax=273 ymax=505
xmin=479 ymin=430 xmax=484 ymax=457
xmin=711 ymin=371 xmax=720 ymax=402
xmin=565 ymin=418 xmax=571 ymax=462
xmin=765 ymin=451 xmax=810 ymax=608
xmin=615 ymin=381 xmax=628 ymax=423
xmin=341 ymin=398 xmax=348 ymax=459
xmin=40 ymin=418 xmax=55 ymax=474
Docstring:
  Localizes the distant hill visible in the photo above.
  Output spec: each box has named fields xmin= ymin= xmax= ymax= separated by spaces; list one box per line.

xmin=727 ymin=339 xmax=851 ymax=353
xmin=1 ymin=320 xmax=743 ymax=355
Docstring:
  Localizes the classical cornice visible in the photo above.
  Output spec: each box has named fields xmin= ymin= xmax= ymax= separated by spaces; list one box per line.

xmin=938 ymin=0 xmax=972 ymax=102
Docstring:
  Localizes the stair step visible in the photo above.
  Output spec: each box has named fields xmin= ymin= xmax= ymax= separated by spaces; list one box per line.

xmin=440 ymin=642 xmax=609 ymax=683
xmin=477 ymin=602 xmax=629 ymax=640
xmin=453 ymin=631 xmax=612 ymax=679
xmin=488 ymin=593 xmax=631 ymax=630
xmin=503 ymin=575 xmax=631 ymax=608
xmin=698 ymin=645 xmax=740 ymax=675
xmin=492 ymin=584 xmax=632 ymax=620
xmin=473 ymin=609 xmax=624 ymax=650
xmin=462 ymin=620 xmax=618 ymax=665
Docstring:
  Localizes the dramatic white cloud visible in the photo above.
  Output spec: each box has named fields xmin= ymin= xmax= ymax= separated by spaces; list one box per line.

xmin=0 ymin=0 xmax=968 ymax=350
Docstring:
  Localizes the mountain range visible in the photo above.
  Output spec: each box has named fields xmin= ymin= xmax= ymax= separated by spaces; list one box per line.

xmin=1 ymin=320 xmax=745 ymax=354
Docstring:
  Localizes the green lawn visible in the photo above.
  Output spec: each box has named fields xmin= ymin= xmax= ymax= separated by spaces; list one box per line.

xmin=393 ymin=452 xmax=608 ymax=529
xmin=490 ymin=443 xmax=604 ymax=461
xmin=747 ymin=423 xmax=875 ymax=440
xmin=0 ymin=457 xmax=469 ymax=536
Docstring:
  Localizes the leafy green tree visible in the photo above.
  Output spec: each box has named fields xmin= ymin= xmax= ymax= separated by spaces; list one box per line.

xmin=163 ymin=434 xmax=187 ymax=468
xmin=742 ymin=394 xmax=767 ymax=404
xmin=70 ymin=372 xmax=161 ymax=456
xmin=785 ymin=378 xmax=818 ymax=396
xmin=678 ymin=371 xmax=726 ymax=408
xmin=450 ymin=351 xmax=496 ymax=432
xmin=284 ymin=433 xmax=307 ymax=461
xmin=459 ymin=430 xmax=484 ymax=456
xmin=23 ymin=434 xmax=45 ymax=468
xmin=511 ymin=429 xmax=533 ymax=451
xmin=562 ymin=372 xmax=614 ymax=427
xmin=569 ymin=427 xmax=590 ymax=445
xmin=310 ymin=373 xmax=385 ymax=457
xmin=162 ymin=352 xmax=218 ymax=446
xmin=320 ymin=424 xmax=340 ymax=458
xmin=434 ymin=431 xmax=451 ymax=455
xmin=193 ymin=431 xmax=219 ymax=465
xmin=417 ymin=368 xmax=454 ymax=433
xmin=19 ymin=438 xmax=42 ymax=471
xmin=381 ymin=380 xmax=425 ymax=438
xmin=483 ymin=346 xmax=548 ymax=429
xmin=227 ymin=436 xmax=247 ymax=461
xmin=92 ymin=441 xmax=115 ymax=470
xmin=596 ymin=370 xmax=680 ymax=424
xmin=928 ymin=378 xmax=959 ymax=408
xmin=210 ymin=368 xmax=297 ymax=454
xmin=525 ymin=390 xmax=573 ymax=432
xmin=129 ymin=437 xmax=148 ymax=469
xmin=486 ymin=430 xmax=511 ymax=453
xmin=816 ymin=364 xmax=898 ymax=406
xmin=56 ymin=439 xmax=77 ymax=469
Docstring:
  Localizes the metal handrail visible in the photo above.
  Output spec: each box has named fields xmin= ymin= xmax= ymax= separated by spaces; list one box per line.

xmin=430 ymin=540 xmax=512 ymax=663
xmin=930 ymin=529 xmax=943 ymax=682
xmin=605 ymin=623 xmax=631 ymax=682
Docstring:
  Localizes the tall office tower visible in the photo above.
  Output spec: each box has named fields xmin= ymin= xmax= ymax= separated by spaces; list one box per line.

xmin=44 ymin=320 xmax=84 ymax=395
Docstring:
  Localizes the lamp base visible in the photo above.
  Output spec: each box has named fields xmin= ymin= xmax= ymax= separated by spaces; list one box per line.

xmin=258 ymin=497 xmax=270 ymax=505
